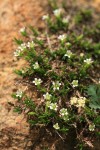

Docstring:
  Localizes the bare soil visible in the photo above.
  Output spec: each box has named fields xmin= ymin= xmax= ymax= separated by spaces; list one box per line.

xmin=0 ymin=0 xmax=47 ymax=149
xmin=0 ymin=0 xmax=100 ymax=150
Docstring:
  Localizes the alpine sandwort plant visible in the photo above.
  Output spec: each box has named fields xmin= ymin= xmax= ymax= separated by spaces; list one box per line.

xmin=13 ymin=1 xmax=100 ymax=149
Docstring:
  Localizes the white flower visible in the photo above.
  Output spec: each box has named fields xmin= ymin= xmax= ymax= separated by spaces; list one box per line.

xmin=19 ymin=27 xmax=26 ymax=33
xmin=60 ymin=108 xmax=69 ymax=121
xmin=42 ymin=14 xmax=49 ymax=20
xmin=33 ymin=62 xmax=40 ymax=69
xmin=70 ymin=97 xmax=86 ymax=108
xmin=48 ymin=102 xmax=58 ymax=111
xmin=21 ymin=69 xmax=25 ymax=74
xmin=53 ymin=123 xmax=60 ymax=130
xmin=18 ymin=43 xmax=27 ymax=51
xmin=21 ymin=43 xmax=26 ymax=49
xmin=53 ymin=8 xmax=62 ymax=17
xmin=64 ymin=50 xmax=72 ymax=58
xmin=14 ymin=43 xmax=26 ymax=57
xmin=84 ymin=58 xmax=93 ymax=65
xmin=46 ymin=101 xmax=51 ymax=107
xmin=62 ymin=16 xmax=70 ymax=23
xmin=58 ymin=34 xmax=66 ymax=41
xmin=65 ymin=42 xmax=71 ymax=47
xmin=99 ymin=79 xmax=100 ymax=84
xmin=43 ymin=92 xmax=52 ymax=100
xmin=27 ymin=41 xmax=34 ymax=48
xmin=16 ymin=90 xmax=23 ymax=98
xmin=72 ymin=80 xmax=78 ymax=87
xmin=77 ymin=97 xmax=86 ymax=107
xmin=32 ymin=78 xmax=42 ymax=85
xmin=14 ymin=49 xmax=21 ymax=57
xmin=70 ymin=97 xmax=78 ymax=105
xmin=52 ymin=81 xmax=61 ymax=91
xmin=89 ymin=124 xmax=95 ymax=131
xmin=62 ymin=115 xmax=69 ymax=121
xmin=80 ymin=53 xmax=84 ymax=57
xmin=60 ymin=108 xmax=68 ymax=116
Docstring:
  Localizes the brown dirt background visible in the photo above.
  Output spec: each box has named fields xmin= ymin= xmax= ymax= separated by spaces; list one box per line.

xmin=0 ymin=0 xmax=100 ymax=149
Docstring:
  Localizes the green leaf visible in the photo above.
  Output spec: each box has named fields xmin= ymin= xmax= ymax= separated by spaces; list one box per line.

xmin=13 ymin=106 xmax=22 ymax=114
xmin=86 ymin=85 xmax=100 ymax=109
xmin=28 ymin=112 xmax=36 ymax=115
xmin=24 ymin=97 xmax=35 ymax=110
xmin=94 ymin=116 xmax=100 ymax=125
xmin=29 ymin=26 xmax=39 ymax=36
xmin=14 ymin=38 xmax=23 ymax=45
